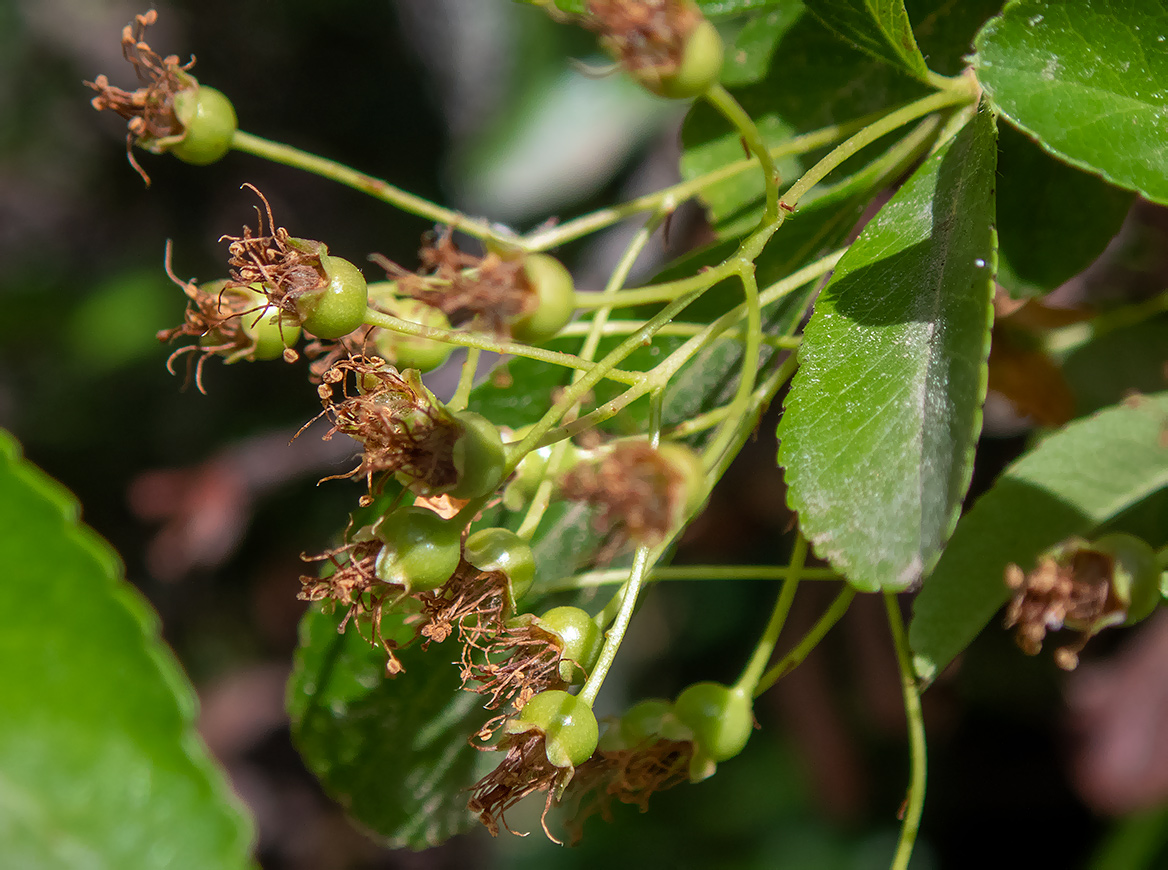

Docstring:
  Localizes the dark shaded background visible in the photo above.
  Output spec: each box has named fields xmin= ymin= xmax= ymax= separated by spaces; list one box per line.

xmin=3 ymin=1 xmax=1168 ymax=868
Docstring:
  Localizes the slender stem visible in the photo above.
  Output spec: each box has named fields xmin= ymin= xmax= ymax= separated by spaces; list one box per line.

xmin=702 ymin=266 xmax=761 ymax=472
xmin=1045 ymin=288 xmax=1168 ymax=355
xmin=362 ymin=309 xmax=644 ymax=386
xmin=755 ymin=585 xmax=856 ymax=695
xmin=705 ymin=84 xmax=781 ymax=222
xmin=781 ymin=84 xmax=976 ymax=211
xmin=559 ymin=319 xmax=802 ymax=348
xmin=500 ymin=285 xmax=713 ymax=475
xmin=448 ymin=347 xmax=480 ymax=412
xmin=667 ymin=355 xmax=798 ymax=439
xmin=735 ymin=535 xmax=807 ymax=694
xmin=886 ymin=592 xmax=927 ymax=870
xmin=517 ymin=211 xmax=665 ymax=539
xmin=521 ymin=115 xmax=876 ymax=251
xmin=230 ymin=130 xmax=505 ymax=243
xmin=580 ymin=545 xmax=653 ymax=706
xmin=537 ymin=564 xmax=841 ymax=593
xmin=541 ymin=250 xmax=839 ymax=447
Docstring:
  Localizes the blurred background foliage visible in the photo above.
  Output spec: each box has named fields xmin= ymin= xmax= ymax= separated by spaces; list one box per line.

xmin=2 ymin=1 xmax=1167 ymax=868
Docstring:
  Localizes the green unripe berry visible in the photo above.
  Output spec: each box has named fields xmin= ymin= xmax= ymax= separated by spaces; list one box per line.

xmin=372 ymin=506 xmax=461 ymax=593
xmin=1092 ymin=533 xmax=1161 ymax=626
xmin=510 ymin=254 xmax=575 ymax=345
xmin=507 ymin=689 xmax=598 ymax=769
xmin=643 ymin=19 xmax=724 ymax=99
xmin=169 ymin=85 xmax=237 ymax=165
xmin=464 ymin=527 xmax=536 ymax=606
xmin=536 ymin=606 xmax=603 ymax=684
xmin=371 ymin=296 xmax=453 ymax=373
xmin=449 ymin=411 xmax=506 ymax=500
xmin=297 ymin=254 xmax=369 ymax=340
xmin=599 ymin=698 xmax=694 ymax=751
xmin=674 ymin=681 xmax=753 ymax=781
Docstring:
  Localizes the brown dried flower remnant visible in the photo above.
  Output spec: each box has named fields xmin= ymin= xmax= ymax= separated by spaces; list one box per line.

xmin=563 ymin=740 xmax=692 ymax=841
xmin=560 ymin=441 xmax=696 ymax=547
xmin=84 ymin=11 xmax=193 ymax=183
xmin=469 ymin=732 xmax=568 ymax=840
xmin=371 ymin=229 xmax=531 ymax=336
xmin=587 ymin=0 xmax=702 ymax=81
xmin=223 ymin=186 xmax=329 ymax=317
xmin=1005 ymin=543 xmax=1126 ymax=670
xmin=315 ymin=355 xmax=461 ymax=498
xmin=298 ymin=537 xmax=412 ymax=674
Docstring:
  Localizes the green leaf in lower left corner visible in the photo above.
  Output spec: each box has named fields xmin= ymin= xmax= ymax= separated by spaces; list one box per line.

xmin=0 ymin=430 xmax=254 ymax=869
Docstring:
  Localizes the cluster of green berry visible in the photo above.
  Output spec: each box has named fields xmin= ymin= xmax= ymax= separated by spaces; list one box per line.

xmin=86 ymin=0 xmax=780 ymax=843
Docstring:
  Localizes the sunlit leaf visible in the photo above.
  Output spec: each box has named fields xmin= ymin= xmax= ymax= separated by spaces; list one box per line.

xmin=777 ymin=108 xmax=998 ymax=592
xmin=974 ymin=0 xmax=1168 ymax=205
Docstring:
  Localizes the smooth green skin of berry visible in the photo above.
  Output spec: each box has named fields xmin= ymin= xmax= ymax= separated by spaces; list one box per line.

xmin=510 ymin=254 xmax=574 ymax=345
xmin=372 ymin=506 xmax=461 ymax=593
xmin=656 ymin=441 xmax=707 ymax=520
xmin=297 ymin=254 xmax=369 ymax=340
xmin=1092 ymin=533 xmax=1161 ymax=626
xmin=449 ymin=411 xmax=506 ymax=500
xmin=599 ymin=698 xmax=694 ymax=751
xmin=371 ymin=296 xmax=453 ymax=373
xmin=464 ymin=527 xmax=536 ymax=605
xmin=674 ymin=681 xmax=753 ymax=781
xmin=639 ymin=19 xmax=724 ymax=100
xmin=507 ymin=689 xmax=598 ymax=770
xmin=536 ymin=606 xmax=603 ymax=684
xmin=169 ymin=86 xmax=238 ymax=165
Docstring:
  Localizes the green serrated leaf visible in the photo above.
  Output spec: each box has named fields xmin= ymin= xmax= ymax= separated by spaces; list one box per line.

xmin=681 ymin=5 xmax=929 ymax=236
xmin=777 ymin=108 xmax=998 ymax=592
xmin=974 ymin=0 xmax=1168 ymax=205
xmin=288 ymin=605 xmax=491 ymax=850
xmin=909 ymin=391 xmax=1168 ymax=683
xmin=906 ymin=0 xmax=1006 ymax=77
xmin=804 ymin=0 xmax=931 ymax=80
xmin=0 ymin=430 xmax=254 ymax=869
xmin=995 ymin=122 xmax=1134 ymax=298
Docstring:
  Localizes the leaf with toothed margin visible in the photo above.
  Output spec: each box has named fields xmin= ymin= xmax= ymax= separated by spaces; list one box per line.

xmin=777 ymin=108 xmax=998 ymax=592
xmin=0 ymin=429 xmax=255 ymax=869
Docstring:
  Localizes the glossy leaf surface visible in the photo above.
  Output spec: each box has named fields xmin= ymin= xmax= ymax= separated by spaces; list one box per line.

xmin=804 ymin=0 xmax=931 ymax=80
xmin=974 ymin=0 xmax=1168 ymax=205
xmin=288 ymin=605 xmax=490 ymax=849
xmin=910 ymin=392 xmax=1168 ymax=683
xmin=0 ymin=430 xmax=254 ymax=869
xmin=778 ymin=108 xmax=998 ymax=592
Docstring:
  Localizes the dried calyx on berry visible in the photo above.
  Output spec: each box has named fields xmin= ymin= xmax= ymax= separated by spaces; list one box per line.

xmin=1004 ymin=532 xmax=1162 ymax=670
xmin=587 ymin=0 xmax=724 ymax=99
xmin=223 ymin=186 xmax=369 ymax=340
xmin=316 ymin=355 xmax=505 ymax=501
xmin=564 ymin=698 xmax=694 ymax=841
xmin=372 ymin=229 xmax=575 ymax=344
xmin=560 ymin=439 xmax=706 ymax=548
xmin=469 ymin=690 xmax=599 ymax=841
xmin=158 ymin=244 xmax=303 ymax=392
xmin=85 ymin=11 xmax=237 ymax=184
